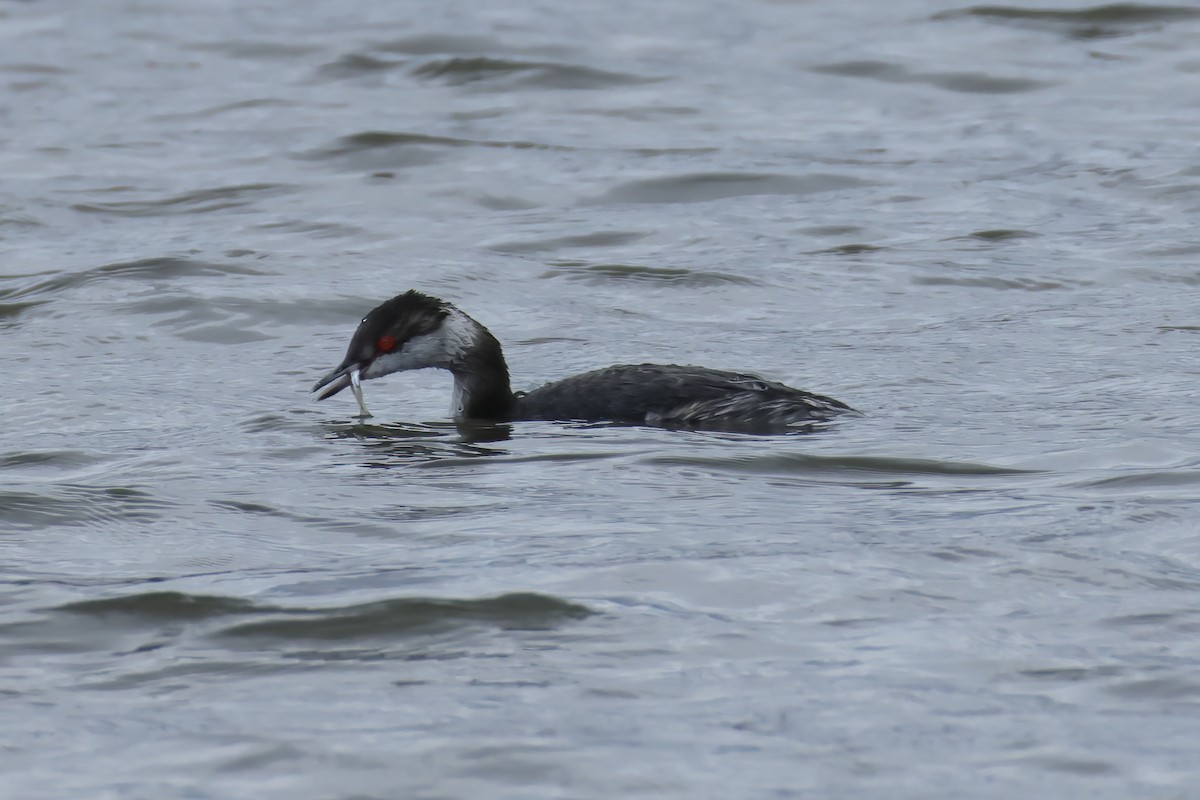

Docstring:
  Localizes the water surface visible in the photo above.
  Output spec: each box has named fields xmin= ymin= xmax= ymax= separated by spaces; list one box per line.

xmin=4 ymin=0 xmax=1200 ymax=797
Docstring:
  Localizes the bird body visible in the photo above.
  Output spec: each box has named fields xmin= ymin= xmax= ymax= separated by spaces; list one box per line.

xmin=516 ymin=363 xmax=851 ymax=428
xmin=313 ymin=291 xmax=853 ymax=431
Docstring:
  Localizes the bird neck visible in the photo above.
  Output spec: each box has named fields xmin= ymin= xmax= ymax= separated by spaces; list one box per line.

xmin=448 ymin=321 xmax=516 ymax=421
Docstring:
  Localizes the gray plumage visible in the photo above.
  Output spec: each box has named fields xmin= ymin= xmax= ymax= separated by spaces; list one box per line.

xmin=313 ymin=290 xmax=854 ymax=432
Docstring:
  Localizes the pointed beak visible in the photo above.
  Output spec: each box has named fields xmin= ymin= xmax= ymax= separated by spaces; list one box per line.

xmin=312 ymin=360 xmax=362 ymax=401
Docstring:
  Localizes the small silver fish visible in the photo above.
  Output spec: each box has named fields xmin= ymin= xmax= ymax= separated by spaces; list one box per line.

xmin=349 ymin=368 xmax=372 ymax=418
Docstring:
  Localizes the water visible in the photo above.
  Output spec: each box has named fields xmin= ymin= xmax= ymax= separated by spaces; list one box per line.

xmin=4 ymin=0 xmax=1200 ymax=796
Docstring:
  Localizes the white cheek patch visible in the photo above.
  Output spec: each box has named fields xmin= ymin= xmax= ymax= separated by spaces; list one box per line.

xmin=362 ymin=339 xmax=440 ymax=378
xmin=361 ymin=310 xmax=480 ymax=379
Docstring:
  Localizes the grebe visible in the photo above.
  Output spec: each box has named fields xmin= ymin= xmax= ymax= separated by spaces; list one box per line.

xmin=312 ymin=290 xmax=854 ymax=430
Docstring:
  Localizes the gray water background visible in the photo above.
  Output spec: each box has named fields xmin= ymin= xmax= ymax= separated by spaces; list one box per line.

xmin=4 ymin=0 xmax=1200 ymax=797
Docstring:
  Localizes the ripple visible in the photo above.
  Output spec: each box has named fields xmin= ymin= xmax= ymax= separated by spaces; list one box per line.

xmin=0 ymin=450 xmax=105 ymax=472
xmin=315 ymin=420 xmax=517 ymax=465
xmin=801 ymin=224 xmax=865 ymax=237
xmin=626 ymin=145 xmax=720 ymax=157
xmin=810 ymin=243 xmax=885 ymax=255
xmin=411 ymin=450 xmax=625 ymax=471
xmin=299 ymin=130 xmax=568 ymax=172
xmin=58 ymin=591 xmax=257 ymax=620
xmin=0 ymin=210 xmax=44 ymax=229
xmin=207 ymin=497 xmax=420 ymax=539
xmin=412 ymin=56 xmax=656 ymax=90
xmin=0 ymin=590 xmax=591 ymax=672
xmin=813 ymin=60 xmax=1051 ymax=93
xmin=70 ymin=183 xmax=294 ymax=217
xmin=189 ymin=40 xmax=323 ymax=60
xmin=644 ymin=452 xmax=1035 ymax=479
xmin=0 ymin=485 xmax=169 ymax=529
xmin=926 ymin=545 xmax=1004 ymax=562
xmin=316 ymin=53 xmax=406 ymax=79
xmin=209 ymin=498 xmax=290 ymax=517
xmin=49 ymin=590 xmax=592 ymax=639
xmin=541 ymin=261 xmax=755 ymax=286
xmin=0 ymin=299 xmax=43 ymax=325
xmin=1015 ymin=665 xmax=1124 ymax=682
xmin=958 ymin=229 xmax=1043 ymax=241
xmin=934 ymin=3 xmax=1200 ymax=39
xmin=240 ymin=411 xmax=329 ymax=434
xmin=1078 ymin=470 xmax=1200 ymax=492
xmin=0 ymin=63 xmax=69 ymax=75
xmin=0 ymin=257 xmax=267 ymax=305
xmin=153 ymin=98 xmax=298 ymax=122
xmin=583 ymin=105 xmax=702 ymax=122
xmin=310 ymin=130 xmax=567 ymax=156
xmin=255 ymin=218 xmax=365 ymax=238
xmin=485 ymin=230 xmax=649 ymax=254
xmin=1009 ymin=753 xmax=1118 ymax=775
xmin=218 ymin=592 xmax=592 ymax=640
xmin=1106 ymin=676 xmax=1200 ymax=700
xmin=318 ymin=420 xmax=451 ymax=442
xmin=3 ymin=63 xmax=65 ymax=92
xmin=913 ymin=275 xmax=1070 ymax=290
xmin=593 ymin=172 xmax=874 ymax=205
xmin=374 ymin=33 xmax=558 ymax=57
xmin=1135 ymin=241 xmax=1200 ymax=258
xmin=116 ymin=293 xmax=369 ymax=343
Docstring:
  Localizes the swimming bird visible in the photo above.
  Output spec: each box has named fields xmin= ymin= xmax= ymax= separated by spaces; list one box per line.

xmin=312 ymin=290 xmax=854 ymax=431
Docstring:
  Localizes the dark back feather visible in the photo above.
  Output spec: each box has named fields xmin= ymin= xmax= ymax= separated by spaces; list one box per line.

xmin=515 ymin=364 xmax=852 ymax=430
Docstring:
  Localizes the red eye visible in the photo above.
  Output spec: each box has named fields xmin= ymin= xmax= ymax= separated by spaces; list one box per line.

xmin=376 ymin=335 xmax=397 ymax=353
